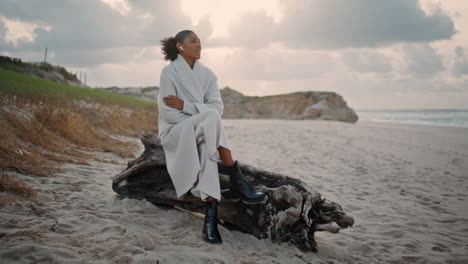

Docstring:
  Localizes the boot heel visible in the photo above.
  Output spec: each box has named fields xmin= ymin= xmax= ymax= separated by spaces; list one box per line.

xmin=225 ymin=161 xmax=267 ymax=203
xmin=202 ymin=199 xmax=222 ymax=244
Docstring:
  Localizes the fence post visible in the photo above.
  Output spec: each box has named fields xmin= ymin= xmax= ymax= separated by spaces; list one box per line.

xmin=43 ymin=47 xmax=48 ymax=63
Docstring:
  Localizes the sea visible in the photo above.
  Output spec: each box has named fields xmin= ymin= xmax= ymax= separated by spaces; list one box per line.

xmin=356 ymin=109 xmax=468 ymax=128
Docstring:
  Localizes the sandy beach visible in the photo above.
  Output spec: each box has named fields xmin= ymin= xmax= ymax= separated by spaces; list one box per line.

xmin=1 ymin=120 xmax=467 ymax=264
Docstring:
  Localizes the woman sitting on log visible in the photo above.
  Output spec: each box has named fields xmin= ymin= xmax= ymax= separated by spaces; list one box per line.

xmin=158 ymin=30 xmax=267 ymax=244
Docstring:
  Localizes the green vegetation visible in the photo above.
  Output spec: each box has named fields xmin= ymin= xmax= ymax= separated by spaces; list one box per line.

xmin=239 ymin=95 xmax=258 ymax=104
xmin=0 ymin=68 xmax=157 ymax=109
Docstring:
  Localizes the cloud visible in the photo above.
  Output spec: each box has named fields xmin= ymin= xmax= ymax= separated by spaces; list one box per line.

xmin=0 ymin=1 xmax=125 ymax=50
xmin=218 ymin=0 xmax=455 ymax=49
xmin=51 ymin=47 xmax=152 ymax=67
xmin=0 ymin=19 xmax=5 ymax=44
xmin=100 ymin=0 xmax=131 ymax=15
xmin=0 ymin=16 xmax=52 ymax=47
xmin=452 ymin=46 xmax=468 ymax=76
xmin=82 ymin=58 xmax=168 ymax=87
xmin=191 ymin=15 xmax=214 ymax=43
xmin=223 ymin=10 xmax=275 ymax=49
xmin=128 ymin=0 xmax=198 ymax=45
xmin=341 ymin=50 xmax=393 ymax=73
xmin=0 ymin=0 xmax=202 ymax=65
xmin=400 ymin=43 xmax=445 ymax=77
xmin=205 ymin=45 xmax=334 ymax=81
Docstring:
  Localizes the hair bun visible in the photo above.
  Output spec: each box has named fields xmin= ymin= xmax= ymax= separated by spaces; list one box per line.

xmin=160 ymin=30 xmax=194 ymax=61
xmin=161 ymin=36 xmax=178 ymax=61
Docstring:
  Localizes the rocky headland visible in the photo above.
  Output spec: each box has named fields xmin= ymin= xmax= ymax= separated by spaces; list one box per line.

xmin=220 ymin=87 xmax=358 ymax=123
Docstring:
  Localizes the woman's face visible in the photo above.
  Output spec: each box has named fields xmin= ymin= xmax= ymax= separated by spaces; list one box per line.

xmin=179 ymin=32 xmax=201 ymax=60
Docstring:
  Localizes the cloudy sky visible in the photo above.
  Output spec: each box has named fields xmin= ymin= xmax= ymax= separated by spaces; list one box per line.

xmin=1 ymin=0 xmax=467 ymax=109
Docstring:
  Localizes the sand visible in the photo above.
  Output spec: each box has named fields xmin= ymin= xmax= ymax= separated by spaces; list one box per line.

xmin=1 ymin=120 xmax=467 ymax=264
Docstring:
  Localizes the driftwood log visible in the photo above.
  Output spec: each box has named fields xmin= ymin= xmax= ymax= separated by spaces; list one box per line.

xmin=112 ymin=132 xmax=354 ymax=252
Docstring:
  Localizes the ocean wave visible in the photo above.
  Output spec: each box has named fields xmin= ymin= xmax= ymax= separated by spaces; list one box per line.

xmin=356 ymin=109 xmax=468 ymax=128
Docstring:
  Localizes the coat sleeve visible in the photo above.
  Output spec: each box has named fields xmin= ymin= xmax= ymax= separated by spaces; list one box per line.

xmin=158 ymin=71 xmax=191 ymax=124
xmin=181 ymin=75 xmax=224 ymax=117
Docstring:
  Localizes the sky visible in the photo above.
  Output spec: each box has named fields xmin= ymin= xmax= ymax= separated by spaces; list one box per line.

xmin=0 ymin=0 xmax=467 ymax=110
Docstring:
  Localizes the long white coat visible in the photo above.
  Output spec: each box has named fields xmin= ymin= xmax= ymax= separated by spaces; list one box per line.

xmin=157 ymin=53 xmax=230 ymax=201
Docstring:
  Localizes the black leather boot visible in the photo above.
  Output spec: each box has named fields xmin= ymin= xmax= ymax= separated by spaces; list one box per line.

xmin=202 ymin=199 xmax=222 ymax=244
xmin=225 ymin=160 xmax=267 ymax=204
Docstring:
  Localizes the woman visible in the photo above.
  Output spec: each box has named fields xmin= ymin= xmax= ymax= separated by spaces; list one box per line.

xmin=158 ymin=30 xmax=266 ymax=244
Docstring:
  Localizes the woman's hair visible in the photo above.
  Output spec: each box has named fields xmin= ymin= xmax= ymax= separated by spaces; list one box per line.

xmin=161 ymin=30 xmax=194 ymax=61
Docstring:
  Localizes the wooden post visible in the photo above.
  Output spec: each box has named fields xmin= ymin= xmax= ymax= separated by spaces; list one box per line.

xmin=43 ymin=47 xmax=48 ymax=63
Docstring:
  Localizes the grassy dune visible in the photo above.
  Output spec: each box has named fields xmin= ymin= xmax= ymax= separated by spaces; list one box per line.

xmin=0 ymin=69 xmax=155 ymax=108
xmin=0 ymin=69 xmax=159 ymax=202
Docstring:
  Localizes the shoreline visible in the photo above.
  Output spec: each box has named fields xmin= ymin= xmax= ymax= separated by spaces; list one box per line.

xmin=359 ymin=119 xmax=468 ymax=131
xmin=225 ymin=118 xmax=468 ymax=129
xmin=358 ymin=119 xmax=468 ymax=129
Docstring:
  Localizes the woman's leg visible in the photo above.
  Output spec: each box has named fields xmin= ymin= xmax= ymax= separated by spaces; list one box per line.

xmin=218 ymin=146 xmax=234 ymax=166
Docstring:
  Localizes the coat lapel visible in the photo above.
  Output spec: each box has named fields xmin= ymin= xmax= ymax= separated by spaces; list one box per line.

xmin=172 ymin=54 xmax=205 ymax=103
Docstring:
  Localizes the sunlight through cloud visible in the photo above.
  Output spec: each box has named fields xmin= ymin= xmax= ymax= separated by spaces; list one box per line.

xmin=0 ymin=16 xmax=51 ymax=47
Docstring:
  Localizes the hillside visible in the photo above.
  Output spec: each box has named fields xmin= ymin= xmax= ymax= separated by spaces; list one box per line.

xmin=0 ymin=55 xmax=83 ymax=87
xmin=0 ymin=68 xmax=158 ymax=179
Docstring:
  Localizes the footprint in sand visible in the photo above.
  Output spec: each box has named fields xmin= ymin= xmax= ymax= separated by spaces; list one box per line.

xmin=401 ymin=256 xmax=427 ymax=263
xmin=432 ymin=245 xmax=451 ymax=253
xmin=349 ymin=243 xmax=374 ymax=255
xmin=380 ymin=229 xmax=405 ymax=239
xmin=450 ymin=157 xmax=462 ymax=166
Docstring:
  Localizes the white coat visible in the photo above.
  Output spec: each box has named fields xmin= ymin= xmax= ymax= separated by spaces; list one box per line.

xmin=157 ymin=53 xmax=230 ymax=201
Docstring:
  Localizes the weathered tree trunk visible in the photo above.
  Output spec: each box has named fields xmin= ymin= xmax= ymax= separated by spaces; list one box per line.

xmin=112 ymin=132 xmax=354 ymax=252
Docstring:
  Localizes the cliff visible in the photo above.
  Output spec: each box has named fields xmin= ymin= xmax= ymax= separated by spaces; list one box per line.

xmin=221 ymin=87 xmax=359 ymax=123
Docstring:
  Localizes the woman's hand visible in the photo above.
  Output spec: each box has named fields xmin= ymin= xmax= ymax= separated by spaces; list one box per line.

xmin=163 ymin=95 xmax=184 ymax=110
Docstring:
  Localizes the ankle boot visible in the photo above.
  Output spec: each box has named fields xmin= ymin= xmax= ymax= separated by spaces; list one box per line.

xmin=225 ymin=160 xmax=267 ymax=204
xmin=202 ymin=199 xmax=222 ymax=244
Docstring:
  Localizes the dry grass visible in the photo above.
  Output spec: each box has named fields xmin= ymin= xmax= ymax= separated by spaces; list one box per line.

xmin=0 ymin=91 xmax=158 ymax=187
xmin=0 ymin=110 xmax=62 ymax=177
xmin=0 ymin=173 xmax=37 ymax=202
xmin=0 ymin=229 xmax=48 ymax=242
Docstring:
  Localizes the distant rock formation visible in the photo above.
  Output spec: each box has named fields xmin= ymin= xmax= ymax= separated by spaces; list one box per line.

xmin=0 ymin=55 xmax=82 ymax=87
xmin=98 ymin=86 xmax=159 ymax=102
xmin=221 ymin=87 xmax=359 ymax=123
